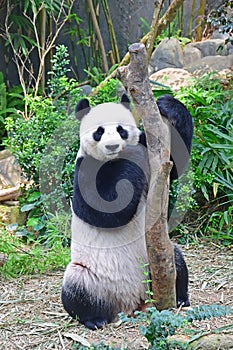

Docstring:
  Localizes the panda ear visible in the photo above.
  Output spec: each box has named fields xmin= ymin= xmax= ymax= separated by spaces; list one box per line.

xmin=75 ymin=98 xmax=91 ymax=120
xmin=121 ymin=93 xmax=131 ymax=110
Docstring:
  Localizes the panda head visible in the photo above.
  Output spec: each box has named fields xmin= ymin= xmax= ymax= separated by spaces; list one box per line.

xmin=76 ymin=94 xmax=141 ymax=161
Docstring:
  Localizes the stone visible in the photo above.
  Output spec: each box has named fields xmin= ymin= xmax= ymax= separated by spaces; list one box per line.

xmin=79 ymin=84 xmax=92 ymax=96
xmin=184 ymin=55 xmax=233 ymax=76
xmin=0 ymin=150 xmax=21 ymax=188
xmin=0 ymin=204 xmax=26 ymax=226
xmin=0 ymin=149 xmax=21 ymax=202
xmin=150 ymin=38 xmax=184 ymax=71
xmin=149 ymin=68 xmax=193 ymax=91
xmin=189 ymin=334 xmax=233 ymax=350
xmin=183 ymin=45 xmax=202 ymax=66
xmin=187 ymin=39 xmax=227 ymax=57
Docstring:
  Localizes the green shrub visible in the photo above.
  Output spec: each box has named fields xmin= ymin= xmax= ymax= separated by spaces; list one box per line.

xmin=119 ymin=305 xmax=233 ymax=350
xmin=173 ymin=75 xmax=233 ymax=242
xmin=4 ymin=45 xmax=81 ymax=185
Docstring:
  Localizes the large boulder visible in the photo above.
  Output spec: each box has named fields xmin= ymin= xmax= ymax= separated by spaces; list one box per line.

xmin=183 ymin=45 xmax=202 ymax=66
xmin=149 ymin=68 xmax=193 ymax=91
xmin=149 ymin=38 xmax=184 ymax=73
xmin=184 ymin=55 xmax=233 ymax=76
xmin=185 ymin=39 xmax=227 ymax=58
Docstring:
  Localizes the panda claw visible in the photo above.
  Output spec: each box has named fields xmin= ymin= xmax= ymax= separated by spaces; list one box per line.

xmin=83 ymin=319 xmax=107 ymax=330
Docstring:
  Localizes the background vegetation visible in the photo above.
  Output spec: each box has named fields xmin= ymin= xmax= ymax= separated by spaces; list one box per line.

xmin=0 ymin=1 xmax=232 ymax=348
xmin=0 ymin=0 xmax=232 ymax=272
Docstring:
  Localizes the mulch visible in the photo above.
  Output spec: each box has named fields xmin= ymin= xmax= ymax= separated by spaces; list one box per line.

xmin=0 ymin=243 xmax=232 ymax=349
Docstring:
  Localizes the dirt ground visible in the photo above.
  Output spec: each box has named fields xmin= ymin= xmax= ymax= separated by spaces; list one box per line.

xmin=0 ymin=243 xmax=233 ymax=349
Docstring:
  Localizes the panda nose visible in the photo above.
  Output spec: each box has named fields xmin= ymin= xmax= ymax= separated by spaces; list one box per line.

xmin=105 ymin=144 xmax=119 ymax=151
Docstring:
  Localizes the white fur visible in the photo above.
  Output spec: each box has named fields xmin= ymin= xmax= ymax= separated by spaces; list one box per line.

xmin=79 ymin=102 xmax=141 ymax=161
xmin=63 ymin=198 xmax=149 ymax=317
xmin=80 ymin=124 xmax=140 ymax=161
xmin=63 ymin=101 xmax=148 ymax=319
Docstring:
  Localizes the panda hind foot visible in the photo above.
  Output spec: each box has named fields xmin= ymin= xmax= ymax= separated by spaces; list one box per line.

xmin=177 ymin=297 xmax=190 ymax=308
xmin=83 ymin=318 xmax=108 ymax=330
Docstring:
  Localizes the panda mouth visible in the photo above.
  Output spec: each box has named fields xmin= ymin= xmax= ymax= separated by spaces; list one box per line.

xmin=105 ymin=151 xmax=119 ymax=158
xmin=107 ymin=151 xmax=119 ymax=155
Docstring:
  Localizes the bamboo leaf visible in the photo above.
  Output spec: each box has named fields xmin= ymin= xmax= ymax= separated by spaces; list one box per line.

xmin=213 ymin=182 xmax=219 ymax=198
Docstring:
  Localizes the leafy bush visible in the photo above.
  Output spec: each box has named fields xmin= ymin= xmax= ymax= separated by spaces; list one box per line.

xmin=90 ymin=78 xmax=121 ymax=105
xmin=173 ymin=74 xmax=233 ymax=242
xmin=119 ymin=305 xmax=233 ymax=349
xmin=207 ymin=0 xmax=233 ymax=47
xmin=4 ymin=45 xmax=81 ymax=185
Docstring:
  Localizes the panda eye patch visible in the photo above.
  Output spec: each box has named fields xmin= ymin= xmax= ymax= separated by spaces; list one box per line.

xmin=93 ymin=126 xmax=105 ymax=142
xmin=117 ymin=125 xmax=128 ymax=140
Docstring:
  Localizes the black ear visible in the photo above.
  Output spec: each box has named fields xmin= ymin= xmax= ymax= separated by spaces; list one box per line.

xmin=121 ymin=93 xmax=131 ymax=110
xmin=75 ymin=98 xmax=91 ymax=120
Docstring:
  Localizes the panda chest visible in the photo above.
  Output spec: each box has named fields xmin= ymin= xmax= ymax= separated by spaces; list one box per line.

xmin=72 ymin=155 xmax=147 ymax=228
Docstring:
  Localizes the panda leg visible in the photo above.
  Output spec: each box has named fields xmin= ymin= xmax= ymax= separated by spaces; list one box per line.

xmin=61 ymin=283 xmax=112 ymax=330
xmin=174 ymin=244 xmax=190 ymax=307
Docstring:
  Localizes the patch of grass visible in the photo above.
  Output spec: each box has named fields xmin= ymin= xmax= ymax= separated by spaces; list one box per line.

xmin=0 ymin=229 xmax=70 ymax=278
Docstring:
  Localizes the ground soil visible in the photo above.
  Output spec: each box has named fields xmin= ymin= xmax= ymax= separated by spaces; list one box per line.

xmin=0 ymin=243 xmax=232 ymax=349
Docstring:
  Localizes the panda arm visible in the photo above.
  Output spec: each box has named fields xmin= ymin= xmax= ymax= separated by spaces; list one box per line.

xmin=139 ymin=131 xmax=147 ymax=147
xmin=156 ymin=94 xmax=193 ymax=154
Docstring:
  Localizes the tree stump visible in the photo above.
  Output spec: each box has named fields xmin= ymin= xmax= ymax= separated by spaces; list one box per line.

xmin=117 ymin=42 xmax=176 ymax=309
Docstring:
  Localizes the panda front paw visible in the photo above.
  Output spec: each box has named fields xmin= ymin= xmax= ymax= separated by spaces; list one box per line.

xmin=83 ymin=318 xmax=108 ymax=330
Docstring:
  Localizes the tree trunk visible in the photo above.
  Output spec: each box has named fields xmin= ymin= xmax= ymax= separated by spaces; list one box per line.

xmin=117 ymin=43 xmax=176 ymax=310
xmin=196 ymin=0 xmax=206 ymax=41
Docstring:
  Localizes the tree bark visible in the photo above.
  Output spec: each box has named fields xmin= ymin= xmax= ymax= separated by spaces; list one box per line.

xmin=117 ymin=43 xmax=176 ymax=310
xmin=196 ymin=0 xmax=206 ymax=41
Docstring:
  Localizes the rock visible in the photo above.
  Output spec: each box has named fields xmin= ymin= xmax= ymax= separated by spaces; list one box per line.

xmin=79 ymin=84 xmax=92 ymax=96
xmin=183 ymin=46 xmax=202 ymax=66
xmin=189 ymin=333 xmax=233 ymax=350
xmin=186 ymin=39 xmax=227 ymax=57
xmin=0 ymin=149 xmax=21 ymax=203
xmin=0 ymin=253 xmax=7 ymax=266
xmin=184 ymin=55 xmax=233 ymax=76
xmin=0 ymin=204 xmax=26 ymax=226
xmin=150 ymin=38 xmax=184 ymax=72
xmin=0 ymin=186 xmax=21 ymax=202
xmin=149 ymin=68 xmax=193 ymax=91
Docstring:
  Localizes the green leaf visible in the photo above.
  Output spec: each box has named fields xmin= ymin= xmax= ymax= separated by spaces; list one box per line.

xmin=213 ymin=182 xmax=219 ymax=198
xmin=209 ymin=143 xmax=233 ymax=150
xmin=27 ymin=191 xmax=41 ymax=202
xmin=21 ymin=203 xmax=38 ymax=212
xmin=201 ymin=184 xmax=209 ymax=201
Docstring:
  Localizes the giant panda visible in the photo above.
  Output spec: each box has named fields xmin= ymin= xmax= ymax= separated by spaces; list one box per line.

xmin=61 ymin=94 xmax=193 ymax=330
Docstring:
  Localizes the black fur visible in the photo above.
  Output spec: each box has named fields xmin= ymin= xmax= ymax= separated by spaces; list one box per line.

xmin=121 ymin=93 xmax=131 ymax=109
xmin=62 ymin=95 xmax=191 ymax=329
xmin=174 ymin=244 xmax=190 ymax=307
xmin=72 ymin=144 xmax=149 ymax=228
xmin=93 ymin=126 xmax=105 ymax=142
xmin=157 ymin=94 xmax=193 ymax=180
xmin=62 ymin=283 xmax=114 ymax=330
xmin=75 ymin=98 xmax=90 ymax=120
xmin=117 ymin=125 xmax=128 ymax=140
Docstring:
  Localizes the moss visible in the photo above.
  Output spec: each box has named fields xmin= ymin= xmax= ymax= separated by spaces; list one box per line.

xmin=0 ymin=204 xmax=26 ymax=226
